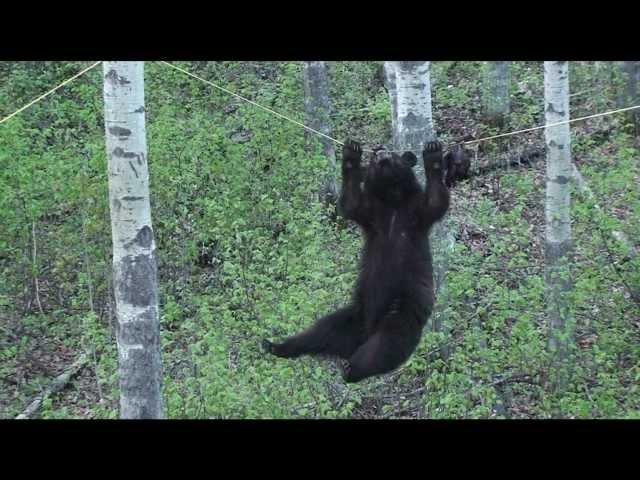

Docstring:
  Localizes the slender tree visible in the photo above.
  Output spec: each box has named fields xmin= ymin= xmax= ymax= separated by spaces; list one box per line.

xmin=543 ymin=61 xmax=574 ymax=392
xmin=383 ymin=62 xmax=399 ymax=149
xmin=303 ymin=61 xmax=338 ymax=203
xmin=387 ymin=61 xmax=435 ymax=183
xmin=385 ymin=61 xmax=454 ymax=349
xmin=615 ymin=61 xmax=640 ymax=131
xmin=103 ymin=61 xmax=164 ymax=419
xmin=482 ymin=61 xmax=510 ymax=127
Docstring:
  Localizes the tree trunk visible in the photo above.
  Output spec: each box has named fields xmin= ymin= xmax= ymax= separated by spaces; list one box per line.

xmin=615 ymin=61 xmax=640 ymax=132
xmin=543 ymin=61 xmax=574 ymax=393
xmin=303 ymin=61 xmax=338 ymax=204
xmin=383 ymin=62 xmax=399 ymax=148
xmin=103 ymin=61 xmax=164 ymax=419
xmin=483 ymin=61 xmax=510 ymax=127
xmin=390 ymin=61 xmax=435 ymax=183
xmin=386 ymin=62 xmax=453 ymax=356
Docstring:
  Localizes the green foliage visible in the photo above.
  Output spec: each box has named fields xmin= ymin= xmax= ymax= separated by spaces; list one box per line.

xmin=432 ymin=61 xmax=482 ymax=111
xmin=0 ymin=61 xmax=638 ymax=419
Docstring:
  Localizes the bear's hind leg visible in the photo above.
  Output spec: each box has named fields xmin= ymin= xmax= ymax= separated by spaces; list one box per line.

xmin=341 ymin=317 xmax=423 ymax=383
xmin=263 ymin=306 xmax=364 ymax=360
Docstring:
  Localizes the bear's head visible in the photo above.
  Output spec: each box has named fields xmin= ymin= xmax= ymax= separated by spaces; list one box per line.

xmin=365 ymin=149 xmax=420 ymax=204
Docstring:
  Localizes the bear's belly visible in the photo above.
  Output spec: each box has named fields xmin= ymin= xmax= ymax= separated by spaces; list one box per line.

xmin=356 ymin=235 xmax=433 ymax=329
xmin=363 ymin=234 xmax=429 ymax=277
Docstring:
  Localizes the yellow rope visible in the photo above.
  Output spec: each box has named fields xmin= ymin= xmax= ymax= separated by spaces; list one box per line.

xmin=159 ymin=61 xmax=640 ymax=153
xmin=0 ymin=62 xmax=102 ymax=125
xmin=4 ymin=60 xmax=639 ymax=157
xmin=159 ymin=61 xmax=345 ymax=147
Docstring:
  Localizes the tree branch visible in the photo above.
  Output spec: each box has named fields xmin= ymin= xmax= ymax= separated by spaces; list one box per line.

xmin=15 ymin=354 xmax=87 ymax=419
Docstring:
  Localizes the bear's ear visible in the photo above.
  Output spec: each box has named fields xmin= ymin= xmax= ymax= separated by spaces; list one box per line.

xmin=401 ymin=151 xmax=417 ymax=167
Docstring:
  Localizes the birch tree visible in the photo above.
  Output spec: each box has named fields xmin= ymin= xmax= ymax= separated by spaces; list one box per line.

xmin=383 ymin=62 xmax=399 ymax=149
xmin=615 ymin=61 xmax=639 ymax=106
xmin=544 ymin=61 xmax=574 ymax=392
xmin=482 ymin=61 xmax=510 ymax=126
xmin=387 ymin=61 xmax=435 ymax=183
xmin=303 ymin=61 xmax=338 ymax=203
xmin=385 ymin=61 xmax=453 ymax=348
xmin=615 ymin=61 xmax=639 ymax=131
xmin=103 ymin=61 xmax=164 ymax=419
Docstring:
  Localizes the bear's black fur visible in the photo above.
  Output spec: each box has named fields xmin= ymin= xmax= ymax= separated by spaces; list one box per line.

xmin=443 ymin=144 xmax=471 ymax=187
xmin=263 ymin=139 xmax=450 ymax=383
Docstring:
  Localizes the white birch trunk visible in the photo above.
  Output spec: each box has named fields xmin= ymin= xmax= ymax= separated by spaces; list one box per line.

xmin=544 ymin=61 xmax=574 ymax=390
xmin=383 ymin=62 xmax=399 ymax=148
xmin=386 ymin=62 xmax=453 ymax=349
xmin=303 ymin=61 xmax=338 ymax=203
xmin=483 ymin=61 xmax=510 ymax=126
xmin=615 ymin=61 xmax=640 ymax=132
xmin=391 ymin=61 xmax=435 ymax=184
xmin=103 ymin=61 xmax=164 ymax=419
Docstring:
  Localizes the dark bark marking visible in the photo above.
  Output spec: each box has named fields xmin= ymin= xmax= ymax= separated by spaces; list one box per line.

xmin=105 ymin=69 xmax=132 ymax=86
xmin=129 ymin=161 xmax=139 ymax=178
xmin=135 ymin=225 xmax=153 ymax=248
xmin=117 ymin=252 xmax=158 ymax=308
xmin=109 ymin=126 xmax=132 ymax=139
xmin=113 ymin=147 xmax=140 ymax=159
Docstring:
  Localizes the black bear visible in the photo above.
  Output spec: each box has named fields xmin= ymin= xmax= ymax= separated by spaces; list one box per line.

xmin=263 ymin=139 xmax=450 ymax=383
xmin=443 ymin=144 xmax=471 ymax=188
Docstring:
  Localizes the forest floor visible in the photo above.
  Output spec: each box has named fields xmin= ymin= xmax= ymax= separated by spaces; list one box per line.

xmin=10 ymin=141 xmax=624 ymax=420
xmin=1 ymin=61 xmax=639 ymax=419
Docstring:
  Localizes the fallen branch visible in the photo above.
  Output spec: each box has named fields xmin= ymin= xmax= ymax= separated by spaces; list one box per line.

xmin=597 ymin=226 xmax=640 ymax=307
xmin=571 ymin=162 xmax=640 ymax=305
xmin=31 ymin=221 xmax=44 ymax=315
xmin=15 ymin=354 xmax=87 ymax=419
xmin=489 ymin=373 xmax=540 ymax=388
xmin=571 ymin=163 xmax=637 ymax=259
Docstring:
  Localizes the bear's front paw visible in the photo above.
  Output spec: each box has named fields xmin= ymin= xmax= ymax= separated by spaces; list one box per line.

xmin=342 ymin=139 xmax=362 ymax=167
xmin=423 ymin=141 xmax=442 ymax=154
xmin=423 ymin=141 xmax=444 ymax=173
